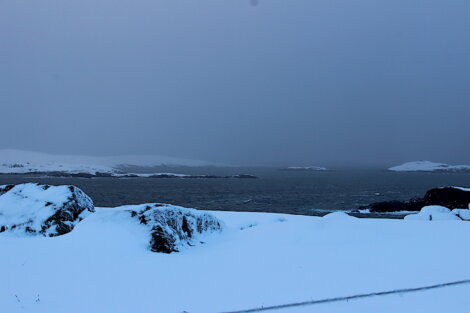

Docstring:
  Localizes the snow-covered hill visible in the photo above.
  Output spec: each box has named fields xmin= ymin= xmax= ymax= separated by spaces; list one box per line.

xmin=2 ymin=207 xmax=470 ymax=313
xmin=0 ymin=149 xmax=213 ymax=175
xmin=388 ymin=161 xmax=470 ymax=172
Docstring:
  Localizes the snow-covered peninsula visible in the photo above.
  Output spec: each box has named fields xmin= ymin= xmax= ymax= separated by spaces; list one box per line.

xmin=0 ymin=149 xmax=212 ymax=175
xmin=388 ymin=161 xmax=470 ymax=173
xmin=284 ymin=166 xmax=328 ymax=171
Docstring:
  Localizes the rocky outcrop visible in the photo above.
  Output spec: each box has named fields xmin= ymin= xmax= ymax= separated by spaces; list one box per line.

xmin=0 ymin=183 xmax=94 ymax=236
xmin=388 ymin=161 xmax=470 ymax=172
xmin=357 ymin=186 xmax=470 ymax=213
xmin=128 ymin=204 xmax=223 ymax=253
xmin=1 ymin=172 xmax=259 ymax=179
xmin=423 ymin=187 xmax=470 ymax=209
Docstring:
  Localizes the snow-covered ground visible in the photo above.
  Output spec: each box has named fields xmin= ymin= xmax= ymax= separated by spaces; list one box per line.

xmin=0 ymin=149 xmax=213 ymax=175
xmin=389 ymin=161 xmax=470 ymax=172
xmin=2 ymin=208 xmax=470 ymax=313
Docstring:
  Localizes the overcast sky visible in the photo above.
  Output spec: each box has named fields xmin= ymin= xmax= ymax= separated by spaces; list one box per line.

xmin=1 ymin=0 xmax=469 ymax=166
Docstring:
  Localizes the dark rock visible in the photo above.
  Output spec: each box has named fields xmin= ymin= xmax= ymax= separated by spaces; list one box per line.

xmin=423 ymin=187 xmax=470 ymax=210
xmin=357 ymin=186 xmax=470 ymax=213
xmin=359 ymin=200 xmax=425 ymax=213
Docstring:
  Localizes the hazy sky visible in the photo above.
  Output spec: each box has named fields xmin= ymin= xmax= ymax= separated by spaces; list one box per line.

xmin=1 ymin=0 xmax=469 ymax=166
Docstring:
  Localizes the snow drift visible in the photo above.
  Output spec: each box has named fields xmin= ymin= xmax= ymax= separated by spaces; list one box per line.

xmin=3 ymin=209 xmax=470 ymax=313
xmin=404 ymin=205 xmax=461 ymax=221
xmin=0 ymin=183 xmax=94 ymax=236
xmin=452 ymin=209 xmax=470 ymax=221
xmin=322 ymin=212 xmax=356 ymax=220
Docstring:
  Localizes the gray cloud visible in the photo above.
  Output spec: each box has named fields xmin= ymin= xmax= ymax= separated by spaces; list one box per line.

xmin=1 ymin=0 xmax=469 ymax=166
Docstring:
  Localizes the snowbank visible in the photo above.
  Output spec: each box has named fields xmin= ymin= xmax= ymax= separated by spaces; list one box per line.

xmin=0 ymin=183 xmax=94 ymax=236
xmin=322 ymin=212 xmax=356 ymax=220
xmin=404 ymin=205 xmax=461 ymax=221
xmin=2 ymin=210 xmax=470 ymax=313
xmin=389 ymin=161 xmax=470 ymax=172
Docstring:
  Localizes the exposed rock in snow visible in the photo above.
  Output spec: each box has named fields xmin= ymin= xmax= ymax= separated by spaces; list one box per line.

xmin=322 ymin=212 xmax=357 ymax=220
xmin=404 ymin=205 xmax=461 ymax=221
xmin=122 ymin=204 xmax=223 ymax=253
xmin=284 ymin=166 xmax=328 ymax=171
xmin=2 ymin=208 xmax=470 ymax=313
xmin=0 ymin=183 xmax=94 ymax=236
xmin=388 ymin=161 xmax=470 ymax=172
xmin=357 ymin=186 xmax=470 ymax=213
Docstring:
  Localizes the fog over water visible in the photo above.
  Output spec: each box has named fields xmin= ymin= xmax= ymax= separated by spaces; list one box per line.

xmin=1 ymin=0 xmax=469 ymax=166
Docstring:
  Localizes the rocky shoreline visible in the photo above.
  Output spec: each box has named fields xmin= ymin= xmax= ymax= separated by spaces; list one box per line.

xmin=354 ymin=186 xmax=470 ymax=213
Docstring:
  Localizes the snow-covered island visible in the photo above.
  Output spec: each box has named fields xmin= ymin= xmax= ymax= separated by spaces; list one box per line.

xmin=2 ymin=183 xmax=470 ymax=313
xmin=388 ymin=161 xmax=470 ymax=172
xmin=283 ymin=166 xmax=328 ymax=171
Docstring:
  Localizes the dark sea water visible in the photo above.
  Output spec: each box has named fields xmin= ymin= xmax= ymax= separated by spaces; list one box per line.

xmin=1 ymin=168 xmax=470 ymax=216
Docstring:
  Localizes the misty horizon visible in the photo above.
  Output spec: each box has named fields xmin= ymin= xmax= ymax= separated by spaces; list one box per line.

xmin=1 ymin=0 xmax=469 ymax=166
